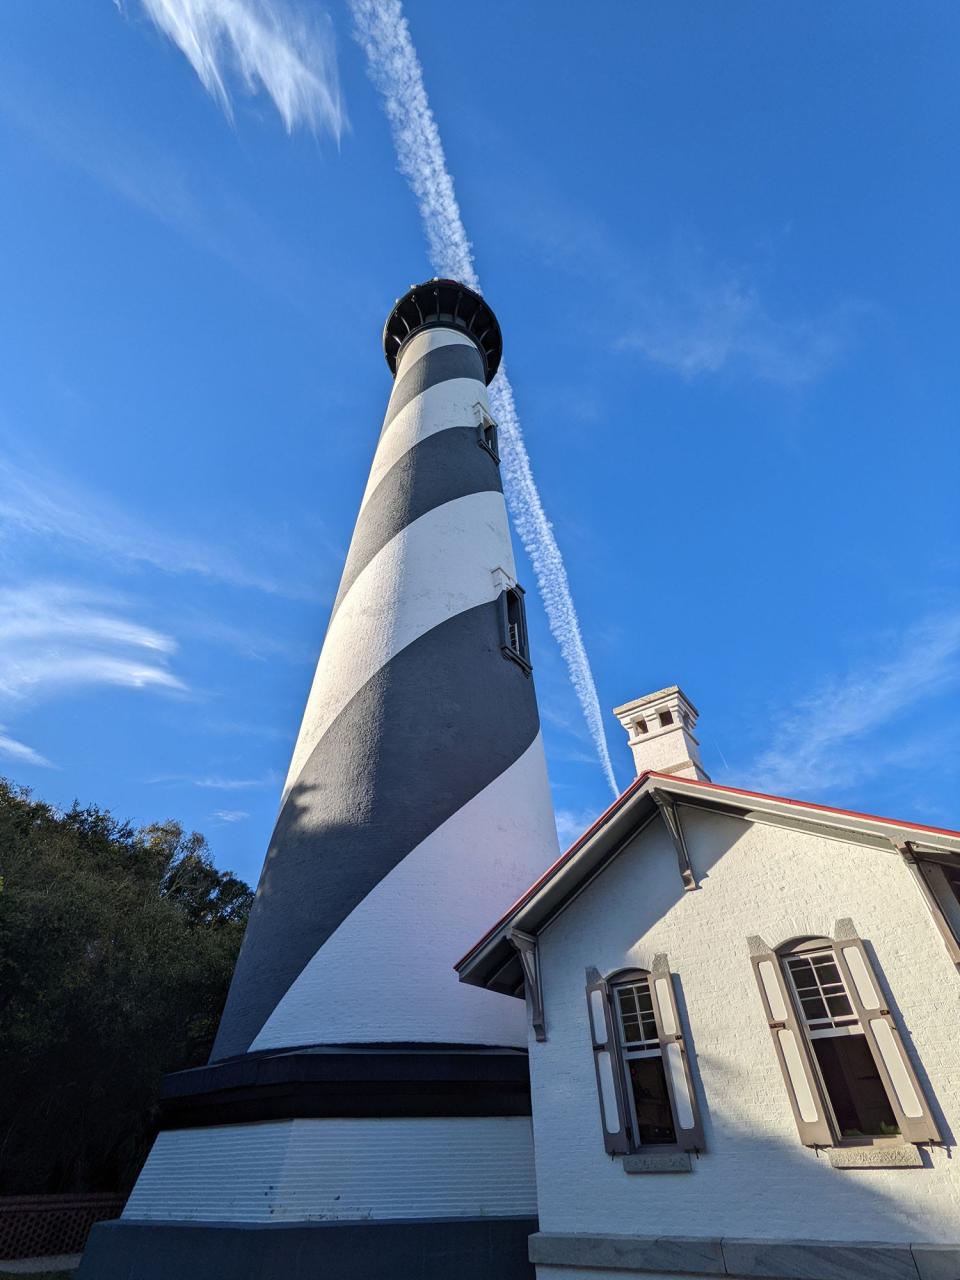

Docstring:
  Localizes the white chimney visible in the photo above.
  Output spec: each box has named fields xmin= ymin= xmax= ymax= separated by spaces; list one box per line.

xmin=613 ymin=686 xmax=709 ymax=781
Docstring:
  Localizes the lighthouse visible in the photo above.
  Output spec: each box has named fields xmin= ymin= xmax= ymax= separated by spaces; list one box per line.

xmin=80 ymin=279 xmax=560 ymax=1280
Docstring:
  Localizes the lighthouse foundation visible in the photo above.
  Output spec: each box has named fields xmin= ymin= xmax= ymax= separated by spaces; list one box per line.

xmin=78 ymin=1045 xmax=538 ymax=1278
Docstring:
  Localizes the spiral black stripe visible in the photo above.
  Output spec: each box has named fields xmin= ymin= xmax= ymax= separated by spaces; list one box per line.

xmin=380 ymin=340 xmax=485 ymax=434
xmin=330 ymin=426 xmax=502 ymax=619
xmin=211 ymin=597 xmax=540 ymax=1061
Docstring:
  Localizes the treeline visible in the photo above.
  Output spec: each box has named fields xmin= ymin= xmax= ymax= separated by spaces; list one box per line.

xmin=0 ymin=779 xmax=253 ymax=1195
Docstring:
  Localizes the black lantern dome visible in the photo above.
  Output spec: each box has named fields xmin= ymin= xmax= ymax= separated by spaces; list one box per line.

xmin=382 ymin=278 xmax=502 ymax=385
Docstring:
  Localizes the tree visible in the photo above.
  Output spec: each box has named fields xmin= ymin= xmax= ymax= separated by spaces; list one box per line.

xmin=0 ymin=780 xmax=253 ymax=1195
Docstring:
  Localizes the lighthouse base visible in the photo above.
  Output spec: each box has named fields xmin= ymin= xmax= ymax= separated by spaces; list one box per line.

xmin=78 ymin=1216 xmax=537 ymax=1279
xmin=78 ymin=1050 xmax=538 ymax=1278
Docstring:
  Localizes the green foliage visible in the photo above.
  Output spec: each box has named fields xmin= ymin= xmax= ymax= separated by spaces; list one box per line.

xmin=0 ymin=780 xmax=253 ymax=1195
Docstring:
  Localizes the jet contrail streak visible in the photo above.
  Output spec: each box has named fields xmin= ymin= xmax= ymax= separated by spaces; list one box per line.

xmin=127 ymin=0 xmax=619 ymax=796
xmin=349 ymin=0 xmax=619 ymax=797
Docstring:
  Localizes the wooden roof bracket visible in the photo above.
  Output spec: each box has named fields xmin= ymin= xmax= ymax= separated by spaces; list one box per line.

xmin=508 ymin=928 xmax=546 ymax=1041
xmin=650 ymin=787 xmax=698 ymax=892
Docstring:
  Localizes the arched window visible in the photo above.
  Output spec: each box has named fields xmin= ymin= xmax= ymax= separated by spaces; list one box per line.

xmin=750 ymin=926 xmax=940 ymax=1149
xmin=585 ymin=962 xmax=704 ymax=1156
xmin=499 ymin=584 xmax=531 ymax=672
xmin=782 ymin=939 xmax=899 ymax=1140
xmin=476 ymin=413 xmax=500 ymax=462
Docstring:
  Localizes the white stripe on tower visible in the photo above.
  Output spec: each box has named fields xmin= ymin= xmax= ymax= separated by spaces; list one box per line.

xmin=210 ymin=279 xmax=559 ymax=1062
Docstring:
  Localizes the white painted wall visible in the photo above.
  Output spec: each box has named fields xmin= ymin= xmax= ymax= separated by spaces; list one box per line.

xmin=529 ymin=807 xmax=960 ymax=1255
xmin=124 ymin=1116 xmax=537 ymax=1223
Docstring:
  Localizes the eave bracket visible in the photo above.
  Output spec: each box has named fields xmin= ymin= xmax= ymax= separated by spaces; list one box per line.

xmin=650 ymin=788 xmax=697 ymax=892
xmin=508 ymin=929 xmax=546 ymax=1041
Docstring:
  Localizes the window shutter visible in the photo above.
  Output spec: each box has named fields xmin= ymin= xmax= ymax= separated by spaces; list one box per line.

xmin=649 ymin=961 xmax=705 ymax=1151
xmin=832 ymin=932 xmax=941 ymax=1145
xmin=585 ymin=968 xmax=630 ymax=1154
xmin=902 ymin=849 xmax=960 ymax=967
xmin=749 ymin=943 xmax=833 ymax=1147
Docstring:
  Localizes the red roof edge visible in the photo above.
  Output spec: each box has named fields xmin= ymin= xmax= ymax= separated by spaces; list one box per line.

xmin=455 ymin=771 xmax=960 ymax=972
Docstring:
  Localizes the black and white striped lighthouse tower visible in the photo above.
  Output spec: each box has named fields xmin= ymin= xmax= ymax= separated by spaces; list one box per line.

xmin=80 ymin=280 xmax=559 ymax=1280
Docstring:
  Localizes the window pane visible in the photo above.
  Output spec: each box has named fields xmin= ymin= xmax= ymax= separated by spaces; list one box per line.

xmin=790 ymin=961 xmax=818 ymax=990
xmin=812 ymin=1035 xmax=900 ymax=1139
xmin=799 ymin=993 xmax=828 ymax=1021
xmin=627 ymin=1056 xmax=677 ymax=1145
xmin=616 ymin=982 xmax=659 ymax=1048
xmin=786 ymin=949 xmax=857 ymax=1029
xmin=812 ymin=958 xmax=842 ymax=986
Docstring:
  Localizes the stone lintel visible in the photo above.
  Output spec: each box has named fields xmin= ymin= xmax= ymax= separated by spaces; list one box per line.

xmin=827 ymin=1143 xmax=923 ymax=1169
xmin=622 ymin=1151 xmax=692 ymax=1174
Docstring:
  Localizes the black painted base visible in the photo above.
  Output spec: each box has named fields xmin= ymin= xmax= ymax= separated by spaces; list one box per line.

xmin=77 ymin=1215 xmax=538 ymax=1280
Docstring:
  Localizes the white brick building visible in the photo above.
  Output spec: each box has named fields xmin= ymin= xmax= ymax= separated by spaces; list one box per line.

xmin=458 ymin=688 xmax=960 ymax=1280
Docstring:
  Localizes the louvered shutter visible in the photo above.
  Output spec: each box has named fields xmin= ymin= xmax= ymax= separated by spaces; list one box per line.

xmin=832 ymin=935 xmax=941 ymax=1145
xmin=649 ymin=965 xmax=705 ymax=1151
xmin=585 ymin=968 xmax=630 ymax=1154
xmin=750 ymin=947 xmax=833 ymax=1146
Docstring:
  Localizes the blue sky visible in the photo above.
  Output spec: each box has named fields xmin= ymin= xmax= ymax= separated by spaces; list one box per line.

xmin=0 ymin=0 xmax=957 ymax=886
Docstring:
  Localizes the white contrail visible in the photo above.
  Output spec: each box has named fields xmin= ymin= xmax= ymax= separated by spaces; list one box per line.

xmin=124 ymin=0 xmax=619 ymax=796
xmin=126 ymin=0 xmax=345 ymax=139
xmin=350 ymin=0 xmax=619 ymax=797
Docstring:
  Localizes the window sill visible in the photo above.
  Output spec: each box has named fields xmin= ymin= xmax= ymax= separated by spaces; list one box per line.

xmin=501 ymin=644 xmax=532 ymax=676
xmin=621 ymin=1150 xmax=692 ymax=1174
xmin=827 ymin=1142 xmax=922 ymax=1169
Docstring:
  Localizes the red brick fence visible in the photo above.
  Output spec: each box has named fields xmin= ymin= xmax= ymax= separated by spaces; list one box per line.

xmin=0 ymin=1193 xmax=125 ymax=1261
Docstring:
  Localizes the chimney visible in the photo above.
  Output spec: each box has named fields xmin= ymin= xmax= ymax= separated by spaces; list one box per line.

xmin=613 ymin=686 xmax=709 ymax=781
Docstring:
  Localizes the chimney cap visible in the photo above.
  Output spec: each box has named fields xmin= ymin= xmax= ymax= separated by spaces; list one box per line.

xmin=383 ymin=278 xmax=502 ymax=384
xmin=613 ymin=686 xmax=700 ymax=719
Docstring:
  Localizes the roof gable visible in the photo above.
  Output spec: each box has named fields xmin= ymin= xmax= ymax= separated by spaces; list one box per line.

xmin=456 ymin=771 xmax=960 ymax=995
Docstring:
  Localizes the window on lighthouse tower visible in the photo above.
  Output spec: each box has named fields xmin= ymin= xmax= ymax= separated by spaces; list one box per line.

xmin=477 ymin=416 xmax=500 ymax=462
xmin=501 ymin=585 xmax=531 ymax=673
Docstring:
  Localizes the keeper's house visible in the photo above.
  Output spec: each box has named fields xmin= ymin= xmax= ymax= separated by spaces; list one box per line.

xmin=458 ymin=687 xmax=960 ymax=1280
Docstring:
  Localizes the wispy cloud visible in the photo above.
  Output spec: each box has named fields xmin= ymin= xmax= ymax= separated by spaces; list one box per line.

xmin=0 ymin=450 xmax=314 ymax=598
xmin=195 ymin=773 xmax=277 ymax=790
xmin=0 ymin=583 xmax=185 ymax=703
xmin=126 ymin=0 xmax=345 ymax=139
xmin=489 ymin=176 xmax=870 ymax=392
xmin=555 ymin=805 xmax=600 ymax=848
xmin=212 ymin=808 xmax=250 ymax=822
xmin=0 ymin=73 xmax=310 ymax=303
xmin=617 ymin=272 xmax=867 ymax=388
xmin=741 ymin=612 xmax=960 ymax=797
xmin=148 ymin=771 xmax=279 ymax=790
xmin=0 ymin=729 xmax=54 ymax=770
